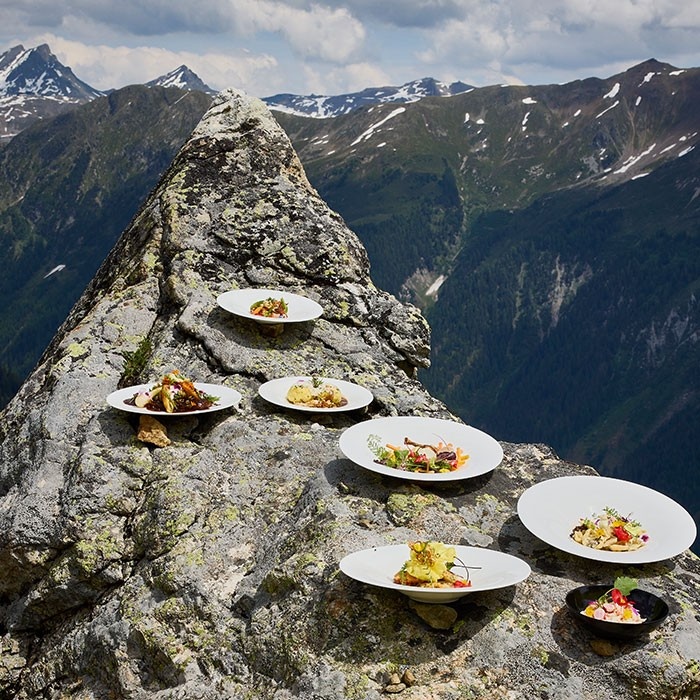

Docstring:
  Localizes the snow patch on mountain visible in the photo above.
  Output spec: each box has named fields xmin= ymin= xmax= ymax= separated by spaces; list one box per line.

xmin=426 ymin=275 xmax=446 ymax=298
xmin=604 ymin=82 xmax=621 ymax=99
xmin=614 ymin=143 xmax=657 ymax=174
xmin=44 ymin=265 xmax=66 ymax=279
xmin=596 ymin=100 xmax=619 ymax=119
xmin=659 ymin=132 xmax=697 ymax=157
xmin=351 ymin=107 xmax=406 ymax=145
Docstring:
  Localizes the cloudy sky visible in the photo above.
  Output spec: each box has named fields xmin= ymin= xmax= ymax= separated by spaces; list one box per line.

xmin=2 ymin=1 xmax=700 ymax=97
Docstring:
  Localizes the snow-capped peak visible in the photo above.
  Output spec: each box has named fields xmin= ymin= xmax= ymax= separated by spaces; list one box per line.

xmin=263 ymin=77 xmax=474 ymax=119
xmin=0 ymin=44 xmax=102 ymax=101
xmin=0 ymin=43 xmax=104 ymax=140
xmin=146 ymin=66 xmax=217 ymax=95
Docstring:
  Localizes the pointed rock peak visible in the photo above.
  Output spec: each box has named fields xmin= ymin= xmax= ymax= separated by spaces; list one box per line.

xmin=147 ymin=65 xmax=217 ymax=94
xmin=34 ymin=43 xmax=53 ymax=59
xmin=620 ymin=57 xmax=682 ymax=79
xmin=0 ymin=42 xmax=102 ymax=100
xmin=0 ymin=44 xmax=25 ymax=70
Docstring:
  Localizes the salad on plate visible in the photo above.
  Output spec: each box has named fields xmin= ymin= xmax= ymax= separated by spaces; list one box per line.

xmin=249 ymin=296 xmax=288 ymax=318
xmin=368 ymin=435 xmax=469 ymax=474
xmin=570 ymin=506 xmax=649 ymax=552
xmin=125 ymin=370 xmax=219 ymax=413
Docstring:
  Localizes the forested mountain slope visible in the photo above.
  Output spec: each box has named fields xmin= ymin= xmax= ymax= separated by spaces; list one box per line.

xmin=277 ymin=60 xmax=699 ymax=299
xmin=0 ymin=85 xmax=212 ymax=402
xmin=424 ymin=145 xmax=700 ymax=524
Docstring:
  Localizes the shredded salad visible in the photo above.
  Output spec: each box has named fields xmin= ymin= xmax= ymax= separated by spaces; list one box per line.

xmin=581 ymin=577 xmax=646 ymax=624
xmin=368 ymin=434 xmax=469 ymax=473
xmin=250 ymin=296 xmax=288 ymax=318
xmin=394 ymin=541 xmax=473 ymax=589
xmin=126 ymin=370 xmax=219 ymax=413
xmin=570 ymin=506 xmax=649 ymax=551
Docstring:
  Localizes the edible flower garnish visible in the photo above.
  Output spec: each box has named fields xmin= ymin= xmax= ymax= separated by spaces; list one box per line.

xmin=581 ymin=577 xmax=646 ymax=624
xmin=368 ymin=435 xmax=469 ymax=474
xmin=393 ymin=541 xmax=476 ymax=589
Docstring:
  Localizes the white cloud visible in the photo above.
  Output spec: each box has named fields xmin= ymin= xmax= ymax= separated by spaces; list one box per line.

xmin=37 ymin=35 xmax=278 ymax=93
xmin=2 ymin=1 xmax=367 ymax=63
xmin=318 ymin=0 xmax=465 ymax=28
xmin=242 ymin=1 xmax=366 ymax=62
xmin=1 ymin=0 xmax=237 ymax=36
xmin=3 ymin=1 xmax=700 ymax=95
xmin=415 ymin=0 xmax=700 ymax=86
xmin=300 ymin=61 xmax=391 ymax=95
xmin=22 ymin=1 xmax=368 ymax=93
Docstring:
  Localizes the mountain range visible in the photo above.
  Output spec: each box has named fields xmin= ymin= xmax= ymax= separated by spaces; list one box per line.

xmin=0 ymin=44 xmax=698 ymax=549
xmin=0 ymin=45 xmax=217 ymax=141
xmin=275 ymin=60 xmax=700 ymax=534
xmin=263 ymin=77 xmax=474 ymax=118
xmin=0 ymin=44 xmax=470 ymax=138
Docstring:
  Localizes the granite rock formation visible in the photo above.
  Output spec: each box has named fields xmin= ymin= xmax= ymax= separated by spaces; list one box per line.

xmin=0 ymin=89 xmax=698 ymax=700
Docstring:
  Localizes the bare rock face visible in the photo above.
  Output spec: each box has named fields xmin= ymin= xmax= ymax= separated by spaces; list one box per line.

xmin=0 ymin=88 xmax=698 ymax=699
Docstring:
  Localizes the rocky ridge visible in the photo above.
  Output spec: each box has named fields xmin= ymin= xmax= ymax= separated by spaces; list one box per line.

xmin=0 ymin=89 xmax=698 ymax=699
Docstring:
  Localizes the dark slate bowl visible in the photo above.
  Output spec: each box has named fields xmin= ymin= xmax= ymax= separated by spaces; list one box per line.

xmin=565 ymin=585 xmax=669 ymax=640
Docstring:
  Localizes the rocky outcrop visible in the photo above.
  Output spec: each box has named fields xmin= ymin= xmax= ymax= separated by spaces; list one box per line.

xmin=0 ymin=89 xmax=698 ymax=700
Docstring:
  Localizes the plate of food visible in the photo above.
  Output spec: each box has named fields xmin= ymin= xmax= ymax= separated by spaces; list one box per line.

xmin=216 ymin=288 xmax=323 ymax=325
xmin=338 ymin=416 xmax=503 ymax=482
xmin=339 ymin=541 xmax=531 ymax=603
xmin=106 ymin=370 xmax=242 ymax=416
xmin=565 ymin=578 xmax=669 ymax=640
xmin=517 ymin=475 xmax=697 ymax=563
xmin=258 ymin=376 xmax=373 ymax=413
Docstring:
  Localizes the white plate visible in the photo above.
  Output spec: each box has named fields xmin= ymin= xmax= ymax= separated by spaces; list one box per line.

xmin=106 ymin=382 xmax=242 ymax=416
xmin=216 ymin=288 xmax=323 ymax=325
xmin=339 ymin=544 xmax=531 ymax=603
xmin=517 ymin=475 xmax=697 ymax=563
xmin=338 ymin=416 xmax=503 ymax=482
xmin=258 ymin=376 xmax=373 ymax=413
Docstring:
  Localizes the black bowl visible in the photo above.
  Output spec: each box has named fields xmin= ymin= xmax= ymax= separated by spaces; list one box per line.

xmin=565 ymin=585 xmax=669 ymax=640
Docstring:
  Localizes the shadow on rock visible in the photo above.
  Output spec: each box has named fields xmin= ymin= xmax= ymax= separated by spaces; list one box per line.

xmin=549 ymin=603 xmax=662 ymax=666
